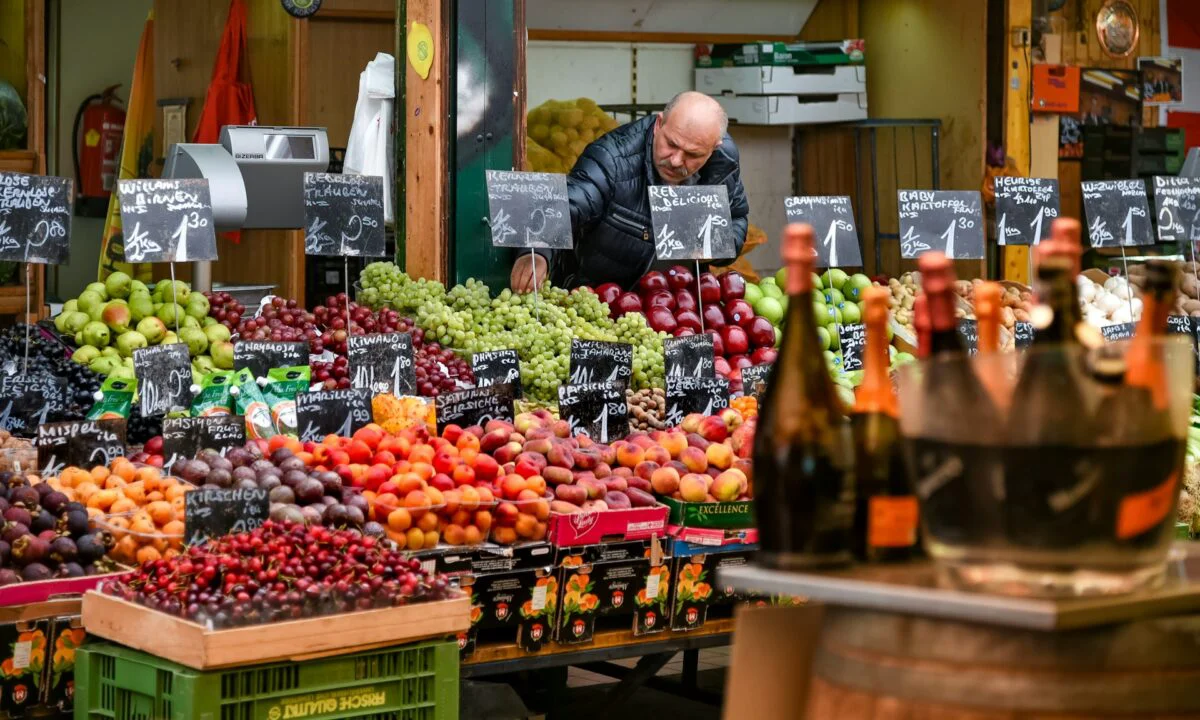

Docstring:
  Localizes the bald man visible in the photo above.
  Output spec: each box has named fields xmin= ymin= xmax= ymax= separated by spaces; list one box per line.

xmin=511 ymin=91 xmax=750 ymax=292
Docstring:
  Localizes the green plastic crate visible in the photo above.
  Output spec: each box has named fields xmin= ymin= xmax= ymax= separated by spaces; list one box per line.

xmin=75 ymin=639 xmax=458 ymax=720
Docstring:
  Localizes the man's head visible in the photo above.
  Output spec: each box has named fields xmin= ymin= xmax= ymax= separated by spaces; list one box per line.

xmin=653 ymin=92 xmax=728 ymax=185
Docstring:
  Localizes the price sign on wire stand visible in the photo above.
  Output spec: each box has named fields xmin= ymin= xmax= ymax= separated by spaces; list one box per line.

xmin=36 ymin=419 xmax=126 ymax=477
xmin=484 ymin=170 xmax=572 ymax=250
xmin=649 ymin=184 xmax=736 ymax=333
xmin=1152 ymin=177 xmax=1200 ymax=281
xmin=1101 ymin=322 xmax=1137 ymax=342
xmin=783 ymin=196 xmax=862 ymax=268
xmin=1 ymin=172 xmax=74 ymax=376
xmin=435 ymin=385 xmax=516 ymax=434
xmin=664 ymin=334 xmax=716 ymax=380
xmin=348 ymin=332 xmax=416 ymax=396
xmin=1081 ymin=180 xmax=1153 ymax=248
xmin=117 ymin=178 xmax=217 ymax=263
xmin=161 ymin=415 xmax=247 ymax=469
xmin=956 ymin=318 xmax=979 ymax=354
xmin=303 ymin=172 xmax=387 ymax=346
xmin=740 ymin=363 xmax=771 ymax=401
xmin=994 ymin=177 xmax=1060 ymax=246
xmin=569 ymin=339 xmax=633 ymax=387
xmin=133 ymin=343 xmax=193 ymax=417
xmin=665 ymin=377 xmax=729 ymax=427
xmin=558 ymin=383 xmax=630 ymax=443
xmin=472 ymin=349 xmax=523 ymax=398
xmin=296 ymin=387 xmax=372 ymax=442
xmin=1014 ymin=321 xmax=1034 ymax=349
xmin=0 ymin=375 xmax=67 ymax=437
xmin=233 ymin=341 xmax=309 ymax=379
xmin=837 ymin=323 xmax=867 ymax=371
xmin=897 ymin=190 xmax=985 ymax=260
xmin=185 ymin=487 xmax=269 ymax=546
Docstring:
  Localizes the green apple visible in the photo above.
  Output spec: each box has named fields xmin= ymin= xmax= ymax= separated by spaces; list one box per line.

xmin=811 ymin=272 xmax=823 ymax=290
xmin=754 ymin=296 xmax=784 ymax=326
xmin=823 ymin=350 xmax=837 ymax=367
xmin=844 ymin=273 xmax=872 ymax=302
xmin=826 ymin=268 xmax=849 ymax=290
xmin=816 ymin=325 xmax=831 ymax=350
xmin=744 ymin=282 xmax=763 ymax=306
xmin=760 ymin=282 xmax=784 ymax=301
xmin=823 ymin=288 xmax=845 ymax=306
xmin=828 ymin=327 xmax=841 ymax=351
xmin=773 ymin=267 xmax=787 ymax=288
xmin=774 ymin=326 xmax=782 ymax=348
xmin=824 ymin=305 xmax=843 ymax=326
xmin=839 ymin=301 xmax=862 ymax=324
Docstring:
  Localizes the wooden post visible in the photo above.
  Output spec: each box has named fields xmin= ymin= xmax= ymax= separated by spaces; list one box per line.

xmin=1002 ymin=0 xmax=1033 ymax=284
xmin=402 ymin=0 xmax=450 ymax=282
xmin=25 ymin=0 xmax=45 ymax=318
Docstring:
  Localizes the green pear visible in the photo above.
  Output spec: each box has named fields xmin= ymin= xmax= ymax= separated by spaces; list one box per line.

xmin=87 ymin=300 xmax=106 ymax=323
xmin=116 ymin=331 xmax=148 ymax=357
xmin=156 ymin=303 xmax=185 ymax=326
xmin=71 ymin=346 xmax=101 ymax=365
xmin=158 ymin=280 xmax=190 ymax=305
xmin=129 ymin=295 xmax=154 ymax=323
xmin=76 ymin=290 xmax=104 ymax=315
xmin=63 ymin=311 xmax=90 ymax=334
xmin=181 ymin=315 xmax=200 ymax=330
xmin=130 ymin=280 xmax=150 ymax=295
xmin=53 ymin=311 xmax=70 ymax=333
xmin=101 ymin=346 xmax=120 ymax=359
xmin=82 ymin=321 xmax=111 ymax=348
xmin=104 ymin=271 xmax=133 ymax=300
xmin=179 ymin=327 xmax=209 ymax=357
xmin=108 ymin=366 xmax=136 ymax=382
xmin=210 ymin=340 xmax=234 ymax=370
xmin=202 ymin=317 xmax=217 ymax=328
xmin=84 ymin=282 xmax=109 ymax=301
xmin=193 ymin=355 xmax=216 ymax=375
xmin=185 ymin=293 xmax=210 ymax=320
xmin=73 ymin=331 xmax=83 ymax=346
xmin=88 ymin=356 xmax=119 ymax=376
xmin=102 ymin=301 xmax=132 ymax=334
xmin=62 ymin=299 xmax=78 ymax=314
xmin=136 ymin=317 xmax=168 ymax=345
xmin=203 ymin=323 xmax=231 ymax=345
xmin=161 ymin=331 xmax=180 ymax=346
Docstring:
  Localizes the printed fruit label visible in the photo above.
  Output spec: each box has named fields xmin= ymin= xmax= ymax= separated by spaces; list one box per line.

xmin=868 ymin=496 xmax=919 ymax=548
xmin=262 ymin=686 xmax=388 ymax=720
xmin=1117 ymin=471 xmax=1178 ymax=540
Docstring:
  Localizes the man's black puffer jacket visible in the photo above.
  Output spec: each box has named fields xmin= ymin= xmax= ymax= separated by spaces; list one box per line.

xmin=548 ymin=115 xmax=749 ymax=290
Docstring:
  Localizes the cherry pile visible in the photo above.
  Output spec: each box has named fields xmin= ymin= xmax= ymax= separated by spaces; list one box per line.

xmin=415 ymin=342 xmax=473 ymax=397
xmin=313 ymin=294 xmax=409 ymax=356
xmin=101 ymin=521 xmax=456 ymax=627
xmin=204 ymin=291 xmax=246 ymax=332
xmin=234 ymin=297 xmax=320 ymax=348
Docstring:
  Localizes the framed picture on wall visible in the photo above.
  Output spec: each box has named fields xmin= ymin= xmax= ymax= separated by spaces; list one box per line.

xmin=1138 ymin=56 xmax=1184 ymax=105
xmin=1059 ymin=68 xmax=1143 ymax=158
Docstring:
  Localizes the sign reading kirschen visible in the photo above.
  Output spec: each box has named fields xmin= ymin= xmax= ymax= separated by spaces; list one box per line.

xmin=897 ymin=190 xmax=985 ymax=259
xmin=648 ymin=185 xmax=736 ymax=261
xmin=994 ymin=177 xmax=1059 ymax=246
xmin=485 ymin=170 xmax=572 ymax=250
xmin=1081 ymin=179 xmax=1152 ymax=247
xmin=783 ymin=196 xmax=861 ymax=267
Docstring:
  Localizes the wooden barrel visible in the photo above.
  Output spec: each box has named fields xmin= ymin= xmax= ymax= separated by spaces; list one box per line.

xmin=808 ymin=607 xmax=1200 ymax=719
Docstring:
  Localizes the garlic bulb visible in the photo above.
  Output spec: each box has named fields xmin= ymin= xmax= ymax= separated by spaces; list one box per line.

xmin=1079 ymin=280 xmax=1098 ymax=303
xmin=1098 ymin=292 xmax=1124 ymax=315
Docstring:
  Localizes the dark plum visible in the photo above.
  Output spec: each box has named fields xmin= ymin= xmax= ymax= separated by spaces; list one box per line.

xmin=21 ymin=563 xmax=51 ymax=582
xmin=251 ymin=459 xmax=276 ymax=475
xmin=232 ymin=466 xmax=257 ymax=484
xmin=362 ymin=521 xmax=386 ymax=538
xmin=345 ymin=494 xmax=370 ymax=518
xmin=344 ymin=505 xmax=365 ymax=528
xmin=209 ymin=456 xmax=233 ymax=473
xmin=40 ymin=491 xmax=69 ymax=516
xmin=279 ymin=456 xmax=306 ymax=474
xmin=236 ymin=478 xmax=259 ymax=491
xmin=270 ymin=448 xmax=294 ymax=465
xmin=49 ymin=537 xmax=77 ymax=563
xmin=281 ymin=470 xmax=308 ymax=490
xmin=299 ymin=506 xmax=323 ymax=526
xmin=259 ymin=475 xmax=282 ymax=491
xmin=269 ymin=486 xmax=295 ymax=505
xmin=12 ymin=535 xmax=48 ymax=564
xmin=207 ymin=468 xmax=233 ymax=488
xmin=226 ymin=447 xmax=254 ymax=468
xmin=324 ymin=504 xmax=351 ymax=527
xmin=3 ymin=507 xmax=31 ymax=528
xmin=180 ymin=460 xmax=211 ymax=484
xmin=294 ymin=478 xmax=324 ymax=504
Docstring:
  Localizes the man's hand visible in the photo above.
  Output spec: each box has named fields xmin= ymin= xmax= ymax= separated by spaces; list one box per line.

xmin=510 ymin=253 xmax=548 ymax=293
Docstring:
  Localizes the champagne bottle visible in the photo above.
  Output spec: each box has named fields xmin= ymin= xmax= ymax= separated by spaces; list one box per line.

xmin=1006 ymin=222 xmax=1098 ymax=549
xmin=975 ymin=282 xmax=1002 ymax=354
xmin=913 ymin=294 xmax=931 ymax=359
xmin=852 ymin=285 xmax=918 ymax=562
xmin=752 ymin=224 xmax=855 ymax=569
xmin=912 ymin=252 xmax=1002 ymax=548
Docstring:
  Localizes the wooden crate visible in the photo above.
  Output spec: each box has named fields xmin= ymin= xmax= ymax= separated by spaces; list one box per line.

xmin=81 ymin=590 xmax=470 ymax=670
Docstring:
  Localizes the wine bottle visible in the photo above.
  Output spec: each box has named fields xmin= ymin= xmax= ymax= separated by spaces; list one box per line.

xmin=911 ymin=252 xmax=1002 ymax=548
xmin=852 ymin=285 xmax=918 ymax=562
xmin=1005 ymin=224 xmax=1098 ymax=549
xmin=974 ymin=282 xmax=1002 ymax=354
xmin=752 ymin=224 xmax=855 ymax=569
xmin=913 ymin=294 xmax=931 ymax=359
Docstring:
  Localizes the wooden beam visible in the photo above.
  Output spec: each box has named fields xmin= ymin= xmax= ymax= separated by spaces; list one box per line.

xmin=1002 ymin=0 xmax=1032 ymax=284
xmin=527 ymin=29 xmax=798 ymax=44
xmin=288 ymin=12 xmax=309 ymax=302
xmin=24 ymin=0 xmax=45 ymax=317
xmin=403 ymin=0 xmax=450 ymax=282
xmin=514 ymin=0 xmax=527 ymax=171
xmin=313 ymin=7 xmax=395 ymax=22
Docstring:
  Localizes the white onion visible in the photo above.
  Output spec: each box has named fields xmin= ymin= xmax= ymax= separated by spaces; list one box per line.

xmin=1110 ymin=305 xmax=1133 ymax=324
xmin=1111 ymin=283 xmax=1133 ymax=300
xmin=1129 ymin=297 xmax=1143 ymax=316
xmin=1098 ymin=292 xmax=1124 ymax=315
xmin=1104 ymin=276 xmax=1125 ymax=292
xmin=1079 ymin=281 xmax=1098 ymax=303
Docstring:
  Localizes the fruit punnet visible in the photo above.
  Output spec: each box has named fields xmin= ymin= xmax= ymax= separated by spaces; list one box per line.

xmin=101 ymin=521 xmax=457 ymax=627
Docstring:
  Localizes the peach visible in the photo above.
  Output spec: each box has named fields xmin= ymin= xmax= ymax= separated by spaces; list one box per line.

xmin=592 ymin=462 xmax=612 ymax=479
xmin=643 ymin=445 xmax=671 ymax=466
xmin=532 ymin=522 xmax=547 ymax=540
xmin=480 ymin=428 xmax=511 ymax=453
xmin=387 ymin=508 xmax=412 ymax=532
xmin=719 ymin=407 xmax=744 ymax=431
xmin=711 ymin=470 xmax=743 ymax=502
xmin=451 ymin=464 xmax=476 ymax=486
xmin=573 ymin=447 xmax=600 ymax=470
xmin=546 ymin=443 xmax=575 ymax=469
xmin=501 ymin=475 xmax=529 ymax=499
xmin=424 ymin=530 xmax=440 ymax=548
xmin=463 ymin=525 xmax=484 ymax=545
xmin=523 ymin=437 xmax=553 ymax=456
xmin=668 ymin=460 xmax=689 ymax=475
xmin=627 ymin=476 xmax=652 ymax=492
xmin=492 ymin=527 xmax=518 ymax=545
xmin=628 ymin=432 xmax=655 ymax=449
xmin=575 ymin=433 xmax=595 ymax=448
xmin=634 ymin=461 xmax=660 ymax=482
xmin=602 ymin=476 xmax=629 ymax=494
xmin=496 ymin=501 xmax=520 ymax=525
xmin=473 ymin=454 xmax=500 ymax=482
xmin=514 ymin=413 xmax=541 ymax=435
xmin=705 ymin=442 xmax=734 ymax=470
xmin=556 ymin=484 xmax=587 ymax=505
xmin=611 ymin=466 xmax=633 ymax=478
xmin=579 ymin=477 xmax=608 ymax=500
xmin=581 ymin=499 xmax=609 ymax=512
xmin=596 ymin=444 xmax=617 ymax=466
xmin=650 ymin=466 xmax=681 ymax=495
xmin=697 ymin=415 xmax=730 ymax=443
xmin=515 ymin=513 xmax=538 ymax=537
xmin=485 ymin=418 xmax=515 ymax=434
xmin=474 ymin=510 xmax=493 ymax=532
xmin=680 ymin=446 xmax=709 ymax=474
xmin=615 ymin=443 xmax=645 ymax=469
xmin=532 ymin=499 xmax=550 ymax=521
xmin=543 ymin=466 xmax=574 ymax=485
xmin=493 ymin=441 xmax=523 ymax=465
xmin=685 ymin=433 xmax=711 ymax=451
xmin=550 ymin=500 xmax=582 ymax=514
xmin=517 ymin=488 xmax=541 ymax=502
xmin=526 ymin=475 xmax=547 ymax=496
xmin=441 ymin=424 xmax=465 ymax=444
xmin=679 ymin=473 xmax=710 ymax=503
xmin=404 ymin=490 xmax=432 ymax=517
xmin=443 ymin=524 xmax=467 ymax=545
xmin=405 ymin=527 xmax=426 ymax=551
xmin=551 ymin=419 xmax=571 ymax=438
xmin=680 ymin=413 xmax=705 ymax=434
xmin=526 ymin=427 xmax=554 ymax=441
xmin=450 ymin=508 xmax=472 ymax=527
xmin=417 ymin=512 xmax=439 ymax=532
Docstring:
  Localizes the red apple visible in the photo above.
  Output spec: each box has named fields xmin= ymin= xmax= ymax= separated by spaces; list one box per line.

xmin=725 ymin=299 xmax=756 ymax=328
xmin=751 ymin=347 xmax=778 ymax=365
xmin=708 ymin=329 xmax=725 ymax=356
xmin=675 ymin=310 xmax=702 ymax=333
xmin=701 ymin=303 xmax=726 ymax=331
xmin=613 ymin=292 xmax=643 ymax=317
xmin=666 ymin=265 xmax=695 ymax=290
xmin=719 ymin=272 xmax=747 ymax=302
xmin=714 ymin=356 xmax=732 ymax=377
xmin=594 ymin=282 xmax=622 ymax=305
xmin=673 ymin=327 xmax=696 ymax=337
xmin=721 ymin=325 xmax=750 ymax=355
xmin=644 ymin=290 xmax=674 ymax=310
xmin=746 ymin=316 xmax=777 ymax=348
xmin=638 ymin=271 xmax=668 ymax=294
xmin=647 ymin=306 xmax=678 ymax=334
xmin=729 ymin=354 xmax=753 ymax=371
xmin=674 ymin=289 xmax=697 ymax=313
xmin=698 ymin=272 xmax=722 ymax=303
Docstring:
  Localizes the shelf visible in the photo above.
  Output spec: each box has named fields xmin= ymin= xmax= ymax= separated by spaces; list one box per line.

xmin=0 ymin=150 xmax=37 ymax=174
xmin=719 ymin=549 xmax=1200 ymax=631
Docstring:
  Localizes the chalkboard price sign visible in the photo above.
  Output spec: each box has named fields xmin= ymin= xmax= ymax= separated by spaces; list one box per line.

xmin=472 ymin=349 xmax=522 ymax=398
xmin=956 ymin=318 xmax=979 ymax=354
xmin=185 ymin=487 xmax=269 ymax=546
xmin=837 ymin=323 xmax=867 ymax=371
xmin=296 ymin=387 xmax=372 ymax=442
xmin=161 ymin=415 xmax=247 ymax=469
xmin=117 ymin=178 xmax=217 ymax=263
xmin=0 ymin=375 xmax=67 ymax=435
xmin=435 ymin=385 xmax=515 ymax=434
xmin=648 ymin=185 xmax=736 ymax=261
xmin=233 ymin=341 xmax=308 ymax=379
xmin=1081 ymin=180 xmax=1152 ymax=247
xmin=0 ymin=172 xmax=73 ymax=264
xmin=1152 ymin=176 xmax=1200 ymax=244
xmin=133 ymin=343 xmax=193 ymax=417
xmin=1171 ymin=315 xmax=1200 ymax=374
xmin=558 ymin=383 xmax=630 ymax=443
xmin=897 ymin=190 xmax=985 ymax=259
xmin=36 ymin=419 xmax=126 ymax=477
xmin=484 ymin=170 xmax=572 ymax=250
xmin=569 ymin=339 xmax=633 ymax=387
xmin=783 ymin=196 xmax=862 ymax=267
xmin=302 ymin=173 xmax=386 ymax=257
xmin=1101 ymin=322 xmax=1137 ymax=342
xmin=665 ymin=377 xmax=730 ymax=427
xmin=348 ymin=333 xmax=416 ymax=396
xmin=1014 ymin=321 xmax=1034 ymax=349
xmin=994 ymin=177 xmax=1060 ymax=246
xmin=740 ymin=363 xmax=772 ymax=401
xmin=664 ymin=334 xmax=715 ymax=381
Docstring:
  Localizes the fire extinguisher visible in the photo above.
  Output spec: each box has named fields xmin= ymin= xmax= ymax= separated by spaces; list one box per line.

xmin=72 ymin=85 xmax=125 ymax=217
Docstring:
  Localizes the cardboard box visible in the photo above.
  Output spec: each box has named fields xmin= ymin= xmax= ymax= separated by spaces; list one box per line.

xmin=552 ymin=538 xmax=670 ymax=643
xmin=0 ymin=619 xmax=50 ymax=716
xmin=45 ymin=615 xmax=83 ymax=715
xmin=696 ymin=39 xmax=864 ymax=68
xmin=669 ymin=546 xmax=758 ymax=632
xmin=546 ymin=505 xmax=668 ymax=546
xmin=459 ymin=566 xmax=557 ymax=655
xmin=661 ymin=496 xmax=755 ymax=530
xmin=696 ymin=64 xmax=866 ymax=97
xmin=717 ymin=93 xmax=867 ymax=126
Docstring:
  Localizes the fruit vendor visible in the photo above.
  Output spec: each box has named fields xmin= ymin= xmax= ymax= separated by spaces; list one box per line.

xmin=511 ymin=91 xmax=750 ymax=292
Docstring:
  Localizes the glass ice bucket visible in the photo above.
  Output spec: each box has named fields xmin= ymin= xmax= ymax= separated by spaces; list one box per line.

xmin=896 ymin=338 xmax=1195 ymax=597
